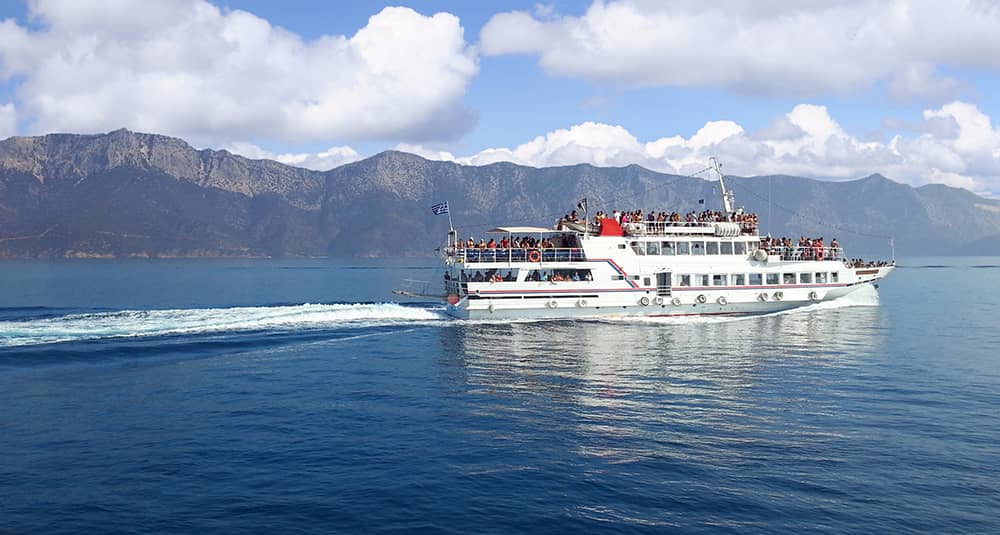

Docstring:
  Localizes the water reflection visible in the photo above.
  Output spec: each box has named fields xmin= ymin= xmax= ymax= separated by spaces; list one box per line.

xmin=437 ymin=302 xmax=889 ymax=478
xmin=442 ymin=303 xmax=887 ymax=400
xmin=436 ymin=303 xmax=890 ymax=525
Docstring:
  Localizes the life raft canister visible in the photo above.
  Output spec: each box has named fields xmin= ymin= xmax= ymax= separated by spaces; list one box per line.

xmin=528 ymin=249 xmax=541 ymax=262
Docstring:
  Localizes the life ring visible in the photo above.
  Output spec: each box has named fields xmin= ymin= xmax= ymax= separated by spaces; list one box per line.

xmin=670 ymin=297 xmax=681 ymax=306
xmin=808 ymin=291 xmax=820 ymax=301
xmin=758 ymin=292 xmax=768 ymax=302
xmin=639 ymin=296 xmax=650 ymax=306
xmin=696 ymin=294 xmax=707 ymax=304
xmin=577 ymin=299 xmax=588 ymax=307
xmin=546 ymin=299 xmax=558 ymax=308
xmin=717 ymin=296 xmax=728 ymax=305
xmin=653 ymin=296 xmax=664 ymax=305
xmin=528 ymin=249 xmax=541 ymax=262
xmin=773 ymin=291 xmax=784 ymax=301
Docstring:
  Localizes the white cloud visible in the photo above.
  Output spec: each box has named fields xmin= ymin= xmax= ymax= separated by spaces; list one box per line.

xmin=480 ymin=0 xmax=1000 ymax=98
xmin=400 ymin=101 xmax=1000 ymax=197
xmin=0 ymin=1 xmax=478 ymax=144
xmin=394 ymin=143 xmax=459 ymax=163
xmin=223 ymin=142 xmax=361 ymax=171
xmin=0 ymin=102 xmax=15 ymax=139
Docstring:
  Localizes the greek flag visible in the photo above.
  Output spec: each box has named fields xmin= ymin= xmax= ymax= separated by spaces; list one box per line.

xmin=431 ymin=201 xmax=449 ymax=215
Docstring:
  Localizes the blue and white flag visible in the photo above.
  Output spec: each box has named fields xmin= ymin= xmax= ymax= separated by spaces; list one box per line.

xmin=431 ymin=201 xmax=450 ymax=215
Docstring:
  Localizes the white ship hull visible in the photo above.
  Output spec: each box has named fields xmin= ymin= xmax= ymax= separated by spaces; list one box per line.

xmin=446 ymin=266 xmax=891 ymax=320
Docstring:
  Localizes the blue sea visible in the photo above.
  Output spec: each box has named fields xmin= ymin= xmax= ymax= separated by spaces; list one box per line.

xmin=1 ymin=257 xmax=998 ymax=533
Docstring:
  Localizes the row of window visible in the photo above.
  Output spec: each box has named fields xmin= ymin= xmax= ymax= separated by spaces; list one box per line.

xmin=674 ymin=271 xmax=840 ymax=287
xmin=630 ymin=240 xmax=757 ymax=256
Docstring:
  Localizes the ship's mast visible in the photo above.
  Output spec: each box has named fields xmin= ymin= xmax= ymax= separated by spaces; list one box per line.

xmin=710 ymin=157 xmax=735 ymax=219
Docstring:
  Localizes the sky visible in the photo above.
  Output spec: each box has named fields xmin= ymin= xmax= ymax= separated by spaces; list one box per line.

xmin=1 ymin=1 xmax=1000 ymax=197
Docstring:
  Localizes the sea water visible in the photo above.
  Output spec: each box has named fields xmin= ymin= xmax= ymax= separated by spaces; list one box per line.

xmin=0 ymin=258 xmax=998 ymax=533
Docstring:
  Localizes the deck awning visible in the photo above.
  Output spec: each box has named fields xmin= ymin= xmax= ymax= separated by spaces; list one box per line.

xmin=485 ymin=226 xmax=558 ymax=234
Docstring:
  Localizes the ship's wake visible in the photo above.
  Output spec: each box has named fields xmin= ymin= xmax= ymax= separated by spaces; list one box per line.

xmin=0 ymin=303 xmax=448 ymax=348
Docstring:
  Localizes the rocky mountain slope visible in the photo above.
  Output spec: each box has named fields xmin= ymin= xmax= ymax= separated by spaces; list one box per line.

xmin=1 ymin=130 xmax=998 ymax=258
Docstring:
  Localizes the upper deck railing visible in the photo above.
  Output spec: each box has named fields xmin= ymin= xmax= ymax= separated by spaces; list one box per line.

xmin=620 ymin=221 xmax=758 ymax=237
xmin=762 ymin=246 xmax=846 ymax=262
xmin=448 ymin=247 xmax=586 ymax=264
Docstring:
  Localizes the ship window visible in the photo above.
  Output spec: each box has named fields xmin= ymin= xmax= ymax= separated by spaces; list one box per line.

xmin=733 ymin=274 xmax=746 ymax=286
xmin=712 ymin=274 xmax=727 ymax=286
xmin=618 ymin=244 xmax=626 ymax=249
xmin=662 ymin=241 xmax=676 ymax=255
xmin=643 ymin=277 xmax=651 ymax=286
xmin=815 ymin=272 xmax=827 ymax=283
xmin=783 ymin=273 xmax=796 ymax=285
xmin=706 ymin=241 xmax=719 ymax=255
xmin=612 ymin=275 xmax=624 ymax=281
xmin=750 ymin=273 xmax=763 ymax=285
xmin=691 ymin=242 xmax=705 ymax=255
xmin=766 ymin=273 xmax=779 ymax=285
xmin=734 ymin=241 xmax=747 ymax=255
xmin=697 ymin=274 xmax=710 ymax=286
xmin=799 ymin=273 xmax=813 ymax=284
xmin=676 ymin=242 xmax=691 ymax=255
xmin=679 ymin=274 xmax=691 ymax=287
xmin=630 ymin=241 xmax=645 ymax=255
xmin=720 ymin=241 xmax=734 ymax=255
xmin=831 ymin=272 xmax=840 ymax=283
xmin=632 ymin=275 xmax=641 ymax=280
xmin=646 ymin=241 xmax=661 ymax=255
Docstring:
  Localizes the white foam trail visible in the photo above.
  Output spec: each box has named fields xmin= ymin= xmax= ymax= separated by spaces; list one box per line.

xmin=0 ymin=303 xmax=447 ymax=347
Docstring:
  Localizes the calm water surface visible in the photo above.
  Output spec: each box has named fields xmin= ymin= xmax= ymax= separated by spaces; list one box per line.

xmin=1 ymin=257 xmax=998 ymax=533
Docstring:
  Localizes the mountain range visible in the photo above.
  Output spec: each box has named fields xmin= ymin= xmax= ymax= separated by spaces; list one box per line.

xmin=1 ymin=129 xmax=998 ymax=258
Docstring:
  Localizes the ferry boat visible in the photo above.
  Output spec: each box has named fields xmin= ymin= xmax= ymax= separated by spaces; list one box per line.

xmin=440 ymin=160 xmax=894 ymax=320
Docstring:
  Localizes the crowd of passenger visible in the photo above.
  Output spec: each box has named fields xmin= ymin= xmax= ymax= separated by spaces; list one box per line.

xmin=447 ymin=269 xmax=593 ymax=283
xmin=848 ymin=259 xmax=894 ymax=268
xmin=582 ymin=208 xmax=759 ymax=235
xmin=454 ymin=233 xmax=581 ymax=251
xmin=456 ymin=236 xmax=557 ymax=250
xmin=760 ymin=236 xmax=841 ymax=260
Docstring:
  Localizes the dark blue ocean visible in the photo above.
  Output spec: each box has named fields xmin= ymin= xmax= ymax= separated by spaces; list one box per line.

xmin=1 ymin=258 xmax=998 ymax=533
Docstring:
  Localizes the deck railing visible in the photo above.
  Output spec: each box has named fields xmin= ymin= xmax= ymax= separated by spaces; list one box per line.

xmin=622 ymin=221 xmax=758 ymax=236
xmin=449 ymin=247 xmax=586 ymax=263
xmin=762 ymin=246 xmax=846 ymax=262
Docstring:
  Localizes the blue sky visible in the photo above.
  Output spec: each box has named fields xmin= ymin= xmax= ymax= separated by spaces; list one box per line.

xmin=1 ymin=1 xmax=1000 ymax=197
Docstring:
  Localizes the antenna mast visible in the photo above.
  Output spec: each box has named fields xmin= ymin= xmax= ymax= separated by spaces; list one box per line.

xmin=710 ymin=157 xmax=735 ymax=218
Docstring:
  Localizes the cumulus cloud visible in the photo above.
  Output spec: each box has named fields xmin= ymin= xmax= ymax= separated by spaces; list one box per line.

xmin=0 ymin=102 xmax=15 ymax=139
xmin=401 ymin=101 xmax=1000 ymax=197
xmin=480 ymin=0 xmax=1000 ymax=98
xmin=0 ymin=1 xmax=478 ymax=144
xmin=223 ymin=142 xmax=361 ymax=171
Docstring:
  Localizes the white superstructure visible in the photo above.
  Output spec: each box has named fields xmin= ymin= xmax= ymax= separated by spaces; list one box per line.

xmin=440 ymin=163 xmax=894 ymax=320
